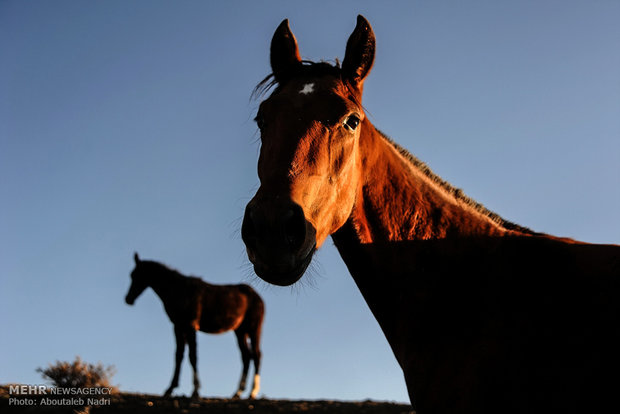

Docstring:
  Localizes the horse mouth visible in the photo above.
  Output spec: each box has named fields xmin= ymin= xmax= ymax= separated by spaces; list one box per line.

xmin=252 ymin=244 xmax=316 ymax=286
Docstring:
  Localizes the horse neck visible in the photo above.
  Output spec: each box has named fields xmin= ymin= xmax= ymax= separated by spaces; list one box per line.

xmin=146 ymin=264 xmax=182 ymax=300
xmin=347 ymin=122 xmax=517 ymax=244
xmin=331 ymin=123 xmax=523 ymax=357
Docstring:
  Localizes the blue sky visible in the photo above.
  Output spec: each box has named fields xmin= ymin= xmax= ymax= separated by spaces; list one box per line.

xmin=1 ymin=1 xmax=618 ymax=403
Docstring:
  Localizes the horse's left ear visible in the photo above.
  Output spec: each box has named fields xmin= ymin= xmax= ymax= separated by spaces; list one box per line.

xmin=270 ymin=19 xmax=302 ymax=84
xmin=134 ymin=252 xmax=140 ymax=264
xmin=342 ymin=15 xmax=376 ymax=89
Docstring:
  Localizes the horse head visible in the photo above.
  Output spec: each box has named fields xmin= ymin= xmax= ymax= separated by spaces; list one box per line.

xmin=125 ymin=252 xmax=149 ymax=305
xmin=242 ymin=16 xmax=375 ymax=286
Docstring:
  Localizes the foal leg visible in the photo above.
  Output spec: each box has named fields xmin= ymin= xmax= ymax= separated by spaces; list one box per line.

xmin=249 ymin=330 xmax=262 ymax=399
xmin=164 ymin=325 xmax=185 ymax=397
xmin=233 ymin=330 xmax=251 ymax=399
xmin=187 ymin=328 xmax=200 ymax=398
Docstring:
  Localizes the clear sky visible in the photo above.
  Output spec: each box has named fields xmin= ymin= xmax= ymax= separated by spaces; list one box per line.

xmin=1 ymin=0 xmax=618 ymax=404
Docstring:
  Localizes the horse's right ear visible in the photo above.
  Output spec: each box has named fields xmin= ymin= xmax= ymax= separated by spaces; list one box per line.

xmin=134 ymin=252 xmax=140 ymax=264
xmin=270 ymin=19 xmax=302 ymax=83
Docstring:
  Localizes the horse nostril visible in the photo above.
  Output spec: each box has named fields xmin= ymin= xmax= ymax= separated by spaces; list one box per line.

xmin=283 ymin=204 xmax=306 ymax=249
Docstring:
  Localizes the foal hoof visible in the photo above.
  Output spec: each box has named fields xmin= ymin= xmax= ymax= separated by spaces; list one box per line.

xmin=191 ymin=391 xmax=200 ymax=400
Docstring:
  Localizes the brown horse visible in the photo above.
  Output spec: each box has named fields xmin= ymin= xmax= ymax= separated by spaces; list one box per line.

xmin=125 ymin=253 xmax=264 ymax=399
xmin=241 ymin=16 xmax=620 ymax=412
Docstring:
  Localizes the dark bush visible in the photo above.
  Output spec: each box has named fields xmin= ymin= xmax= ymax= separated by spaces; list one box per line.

xmin=37 ymin=356 xmax=117 ymax=390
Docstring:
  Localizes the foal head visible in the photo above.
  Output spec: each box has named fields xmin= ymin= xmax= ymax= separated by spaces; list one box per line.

xmin=125 ymin=252 xmax=150 ymax=305
xmin=242 ymin=16 xmax=375 ymax=286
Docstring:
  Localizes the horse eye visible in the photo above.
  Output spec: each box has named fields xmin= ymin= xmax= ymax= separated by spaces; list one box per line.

xmin=343 ymin=115 xmax=360 ymax=131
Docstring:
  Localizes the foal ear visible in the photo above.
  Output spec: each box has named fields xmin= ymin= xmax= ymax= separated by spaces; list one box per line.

xmin=342 ymin=15 xmax=376 ymax=88
xmin=134 ymin=252 xmax=140 ymax=264
xmin=270 ymin=19 xmax=302 ymax=83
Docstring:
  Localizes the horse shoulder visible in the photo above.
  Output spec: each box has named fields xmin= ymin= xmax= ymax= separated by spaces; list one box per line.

xmin=161 ymin=276 xmax=206 ymax=327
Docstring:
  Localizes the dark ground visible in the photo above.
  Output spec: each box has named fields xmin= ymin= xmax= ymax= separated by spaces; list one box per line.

xmin=1 ymin=385 xmax=414 ymax=413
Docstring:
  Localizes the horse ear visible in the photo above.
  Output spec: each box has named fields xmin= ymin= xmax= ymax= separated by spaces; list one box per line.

xmin=270 ymin=19 xmax=302 ymax=83
xmin=342 ymin=15 xmax=376 ymax=88
xmin=134 ymin=252 xmax=140 ymax=264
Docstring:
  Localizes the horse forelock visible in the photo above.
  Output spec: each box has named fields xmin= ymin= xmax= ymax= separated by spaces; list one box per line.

xmin=375 ymin=128 xmax=537 ymax=235
xmin=252 ymin=60 xmax=344 ymax=100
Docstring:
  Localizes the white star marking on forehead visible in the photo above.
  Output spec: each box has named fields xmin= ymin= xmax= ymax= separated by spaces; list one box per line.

xmin=299 ymin=83 xmax=315 ymax=95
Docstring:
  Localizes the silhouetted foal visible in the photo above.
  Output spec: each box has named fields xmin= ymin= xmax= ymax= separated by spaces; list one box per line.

xmin=125 ymin=253 xmax=264 ymax=399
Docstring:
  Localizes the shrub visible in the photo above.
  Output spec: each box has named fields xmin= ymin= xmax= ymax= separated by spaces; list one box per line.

xmin=37 ymin=356 xmax=117 ymax=390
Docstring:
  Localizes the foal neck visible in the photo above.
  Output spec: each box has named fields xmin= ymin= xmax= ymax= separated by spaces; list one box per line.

xmin=348 ymin=123 xmax=522 ymax=244
xmin=147 ymin=262 xmax=185 ymax=294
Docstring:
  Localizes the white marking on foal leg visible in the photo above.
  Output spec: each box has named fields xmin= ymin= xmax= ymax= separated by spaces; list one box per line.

xmin=250 ymin=374 xmax=260 ymax=399
xmin=234 ymin=376 xmax=246 ymax=398
xmin=299 ymin=83 xmax=315 ymax=95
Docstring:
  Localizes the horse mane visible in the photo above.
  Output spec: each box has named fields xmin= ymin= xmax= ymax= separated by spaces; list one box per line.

xmin=144 ymin=260 xmax=202 ymax=282
xmin=253 ymin=60 xmax=537 ymax=235
xmin=376 ymin=128 xmax=538 ymax=235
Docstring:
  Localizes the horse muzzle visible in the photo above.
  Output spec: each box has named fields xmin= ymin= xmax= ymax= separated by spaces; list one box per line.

xmin=242 ymin=197 xmax=317 ymax=286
